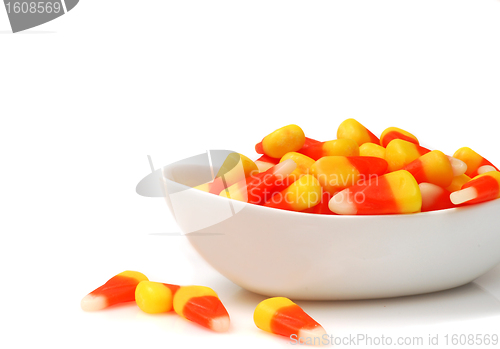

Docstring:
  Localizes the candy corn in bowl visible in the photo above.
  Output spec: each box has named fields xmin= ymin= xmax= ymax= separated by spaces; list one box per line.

xmin=161 ymin=121 xmax=500 ymax=300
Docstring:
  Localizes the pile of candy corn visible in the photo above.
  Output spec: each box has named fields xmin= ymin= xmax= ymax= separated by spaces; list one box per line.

xmin=195 ymin=119 xmax=499 ymax=215
xmin=81 ymin=271 xmax=230 ymax=332
xmin=81 ymin=271 xmax=326 ymax=343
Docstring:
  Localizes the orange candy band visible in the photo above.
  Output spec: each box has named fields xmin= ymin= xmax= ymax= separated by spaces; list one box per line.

xmin=385 ymin=139 xmax=430 ymax=172
xmin=298 ymin=139 xmax=359 ymax=160
xmin=310 ymin=156 xmax=388 ymax=195
xmin=419 ymin=183 xmax=454 ymax=212
xmin=81 ymin=271 xmax=149 ymax=311
xmin=263 ymin=174 xmax=322 ymax=212
xmin=402 ymin=150 xmax=454 ymax=188
xmin=453 ymin=147 xmax=499 ymax=178
xmin=451 ymin=171 xmax=500 ymax=205
xmin=328 ymin=170 xmax=421 ymax=215
xmin=254 ymin=297 xmax=326 ymax=342
xmin=173 ymin=286 xmax=230 ymax=332
xmin=380 ymin=127 xmax=419 ymax=148
xmin=220 ymin=160 xmax=297 ymax=204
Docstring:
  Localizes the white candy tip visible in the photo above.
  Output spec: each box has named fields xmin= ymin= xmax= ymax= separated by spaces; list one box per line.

xmin=477 ymin=165 xmax=496 ymax=175
xmin=273 ymin=159 xmax=297 ymax=176
xmin=450 ymin=186 xmax=478 ymax=205
xmin=328 ymin=189 xmax=357 ymax=215
xmin=81 ymin=294 xmax=107 ymax=312
xmin=297 ymin=326 xmax=327 ymax=346
xmin=447 ymin=156 xmax=468 ymax=176
xmin=209 ymin=315 xmax=230 ymax=332
xmin=419 ymin=182 xmax=442 ymax=208
xmin=255 ymin=161 xmax=274 ymax=173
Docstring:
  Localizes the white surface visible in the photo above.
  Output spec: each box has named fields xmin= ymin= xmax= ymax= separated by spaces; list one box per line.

xmin=1 ymin=1 xmax=500 ymax=348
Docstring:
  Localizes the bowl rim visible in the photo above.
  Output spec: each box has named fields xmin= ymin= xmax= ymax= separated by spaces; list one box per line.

xmin=162 ymin=162 xmax=500 ymax=220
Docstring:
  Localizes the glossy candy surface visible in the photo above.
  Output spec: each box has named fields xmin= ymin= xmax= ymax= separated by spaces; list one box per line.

xmin=337 ymin=118 xmax=379 ymax=146
xmin=255 ymin=154 xmax=280 ymax=172
xmin=402 ymin=150 xmax=456 ymax=188
xmin=385 ymin=139 xmax=430 ymax=172
xmin=280 ymin=152 xmax=315 ymax=179
xmin=450 ymin=171 xmax=500 ymax=205
xmin=220 ymin=159 xmax=296 ymax=204
xmin=254 ymin=297 xmax=326 ymax=343
xmin=263 ymin=174 xmax=322 ymax=211
xmin=419 ymin=183 xmax=455 ymax=212
xmin=453 ymin=147 xmax=499 ymax=178
xmin=194 ymin=153 xmax=258 ymax=194
xmin=445 ymin=174 xmax=471 ymax=192
xmin=328 ymin=170 xmax=422 ymax=215
xmin=302 ymin=191 xmax=336 ymax=215
xmin=81 ymin=271 xmax=148 ymax=311
xmin=359 ymin=142 xmax=386 ymax=159
xmin=173 ymin=286 xmax=230 ymax=332
xmin=135 ymin=281 xmax=180 ymax=314
xmin=255 ymin=125 xmax=306 ymax=159
xmin=298 ymin=139 xmax=359 ymax=160
xmin=380 ymin=127 xmax=419 ymax=148
xmin=310 ymin=156 xmax=388 ymax=195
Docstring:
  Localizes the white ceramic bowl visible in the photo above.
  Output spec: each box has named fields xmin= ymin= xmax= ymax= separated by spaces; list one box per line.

xmin=162 ymin=153 xmax=500 ymax=300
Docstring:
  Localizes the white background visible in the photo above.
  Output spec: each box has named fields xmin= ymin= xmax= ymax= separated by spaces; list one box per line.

xmin=1 ymin=0 xmax=500 ymax=348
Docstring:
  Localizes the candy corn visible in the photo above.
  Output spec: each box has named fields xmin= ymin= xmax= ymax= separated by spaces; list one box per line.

xmin=135 ymin=281 xmax=180 ymax=314
xmin=302 ymin=191 xmax=336 ymax=215
xmin=81 ymin=271 xmax=148 ymax=311
xmin=280 ymin=152 xmax=315 ymax=179
xmin=220 ymin=159 xmax=297 ymax=204
xmin=402 ymin=150 xmax=466 ymax=188
xmin=260 ymin=137 xmax=319 ymax=154
xmin=445 ymin=174 xmax=471 ymax=192
xmin=173 ymin=286 xmax=230 ymax=332
xmin=188 ymin=120 xmax=498 ymax=215
xmin=337 ymin=118 xmax=379 ymax=146
xmin=298 ymin=139 xmax=359 ymax=160
xmin=255 ymin=154 xmax=280 ymax=172
xmin=385 ymin=139 xmax=430 ymax=172
xmin=194 ymin=153 xmax=258 ymax=193
xmin=380 ymin=126 xmax=419 ymax=148
xmin=208 ymin=153 xmax=258 ymax=194
xmin=310 ymin=156 xmax=388 ymax=195
xmin=419 ymin=183 xmax=454 ymax=212
xmin=328 ymin=170 xmax=422 ymax=215
xmin=302 ymin=137 xmax=321 ymax=147
xmin=359 ymin=142 xmax=386 ymax=159
xmin=450 ymin=171 xmax=500 ymax=205
xmin=254 ymin=297 xmax=326 ymax=343
xmin=453 ymin=147 xmax=499 ymax=178
xmin=255 ymin=125 xmax=306 ymax=158
xmin=263 ymin=174 xmax=322 ymax=211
